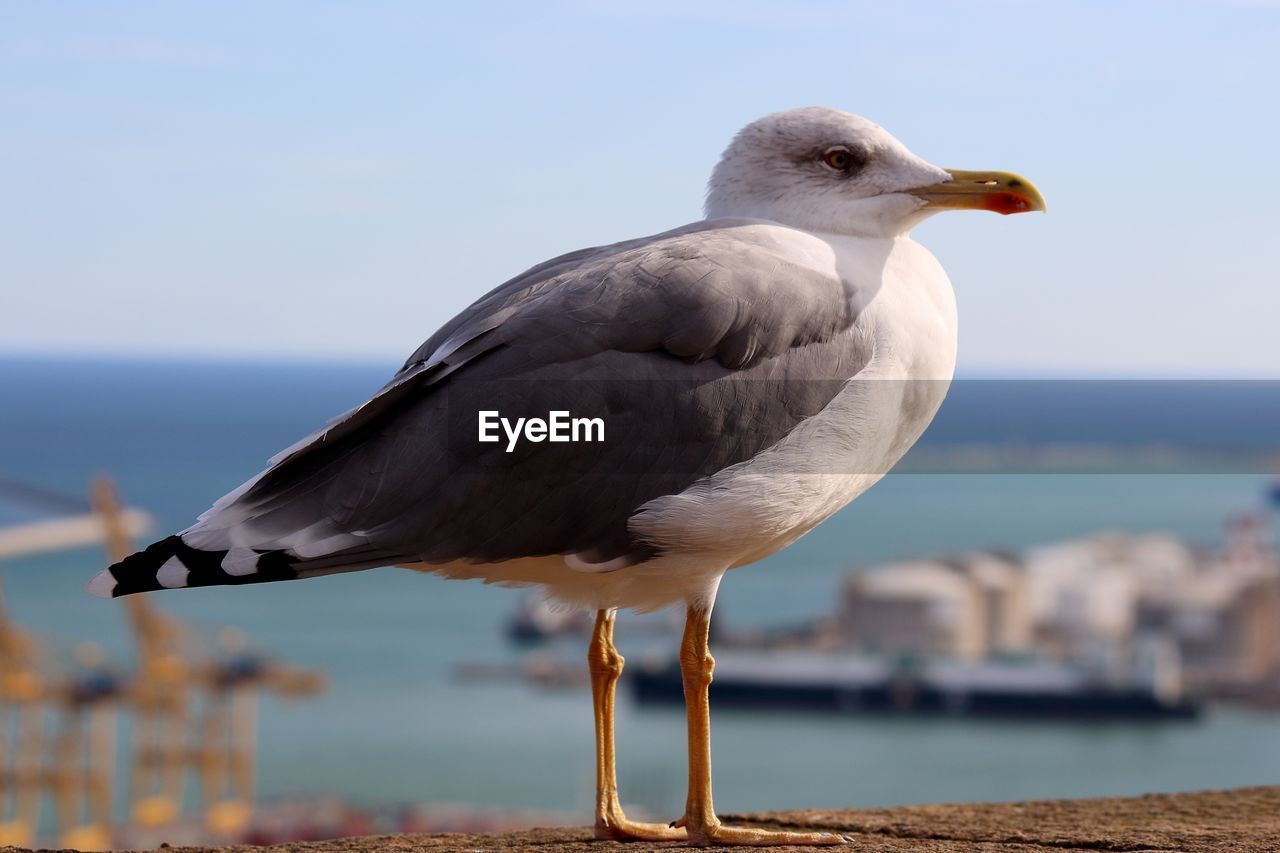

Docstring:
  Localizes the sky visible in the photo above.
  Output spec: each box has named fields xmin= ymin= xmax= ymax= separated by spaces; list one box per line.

xmin=2 ymin=1 xmax=1278 ymax=377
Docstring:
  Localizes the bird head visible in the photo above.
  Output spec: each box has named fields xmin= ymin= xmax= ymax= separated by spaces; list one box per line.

xmin=704 ymin=106 xmax=1045 ymax=238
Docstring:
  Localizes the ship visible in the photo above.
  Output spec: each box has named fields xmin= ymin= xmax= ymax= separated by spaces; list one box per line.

xmin=630 ymin=651 xmax=1200 ymax=720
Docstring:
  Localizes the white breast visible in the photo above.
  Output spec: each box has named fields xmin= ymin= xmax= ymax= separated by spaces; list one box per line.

xmin=823 ymin=231 xmax=958 ymax=385
xmin=631 ymin=232 xmax=958 ymax=568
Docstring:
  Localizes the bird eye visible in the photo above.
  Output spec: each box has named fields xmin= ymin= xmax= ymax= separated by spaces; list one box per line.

xmin=821 ymin=146 xmax=857 ymax=173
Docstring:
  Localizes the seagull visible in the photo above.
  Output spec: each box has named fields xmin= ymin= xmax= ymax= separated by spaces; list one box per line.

xmin=89 ymin=107 xmax=1044 ymax=846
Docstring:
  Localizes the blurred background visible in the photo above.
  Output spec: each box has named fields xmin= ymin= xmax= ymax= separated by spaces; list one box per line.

xmin=2 ymin=1 xmax=1279 ymax=849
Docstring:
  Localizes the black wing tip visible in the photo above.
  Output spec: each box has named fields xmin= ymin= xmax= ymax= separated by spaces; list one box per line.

xmin=88 ymin=535 xmax=181 ymax=598
xmin=87 ymin=534 xmax=300 ymax=598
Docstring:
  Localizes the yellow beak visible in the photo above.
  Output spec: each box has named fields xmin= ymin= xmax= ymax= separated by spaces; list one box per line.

xmin=909 ymin=169 xmax=1047 ymax=215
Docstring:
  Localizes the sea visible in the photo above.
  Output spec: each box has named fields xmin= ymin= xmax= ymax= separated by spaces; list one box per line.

xmin=1 ymin=356 xmax=1279 ymax=820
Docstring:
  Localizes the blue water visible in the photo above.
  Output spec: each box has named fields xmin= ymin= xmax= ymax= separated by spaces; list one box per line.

xmin=1 ymin=357 xmax=1278 ymax=820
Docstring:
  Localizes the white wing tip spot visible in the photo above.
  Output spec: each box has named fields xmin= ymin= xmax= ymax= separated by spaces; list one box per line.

xmin=86 ymin=571 xmax=117 ymax=599
xmin=222 ymin=548 xmax=260 ymax=577
xmin=156 ymin=556 xmax=190 ymax=589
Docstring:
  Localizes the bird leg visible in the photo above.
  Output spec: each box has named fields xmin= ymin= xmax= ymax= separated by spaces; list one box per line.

xmin=674 ymin=604 xmax=849 ymax=847
xmin=589 ymin=609 xmax=685 ymax=842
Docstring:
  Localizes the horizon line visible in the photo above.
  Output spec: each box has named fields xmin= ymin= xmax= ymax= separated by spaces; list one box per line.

xmin=0 ymin=348 xmax=1276 ymax=382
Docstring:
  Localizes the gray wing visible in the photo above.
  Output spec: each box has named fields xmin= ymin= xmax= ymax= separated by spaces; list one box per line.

xmin=97 ymin=220 xmax=873 ymax=596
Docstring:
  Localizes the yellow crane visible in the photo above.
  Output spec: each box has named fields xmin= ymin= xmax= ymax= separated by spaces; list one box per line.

xmin=0 ymin=589 xmax=122 ymax=851
xmin=0 ymin=589 xmax=47 ymax=847
xmin=0 ymin=476 xmax=325 ymax=846
xmin=92 ymin=479 xmax=325 ymax=839
xmin=92 ymin=479 xmax=193 ymax=831
xmin=196 ymin=627 xmax=325 ymax=836
xmin=49 ymin=642 xmax=122 ymax=852
xmin=0 ymin=474 xmax=143 ymax=850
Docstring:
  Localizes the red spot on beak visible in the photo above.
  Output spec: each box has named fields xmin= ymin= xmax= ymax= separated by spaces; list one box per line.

xmin=984 ymin=192 xmax=1033 ymax=215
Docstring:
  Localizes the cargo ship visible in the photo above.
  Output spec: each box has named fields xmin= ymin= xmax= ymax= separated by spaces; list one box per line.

xmin=630 ymin=651 xmax=1200 ymax=720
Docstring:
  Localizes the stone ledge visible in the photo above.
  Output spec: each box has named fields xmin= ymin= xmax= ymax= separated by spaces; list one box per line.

xmin=25 ymin=786 xmax=1280 ymax=852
